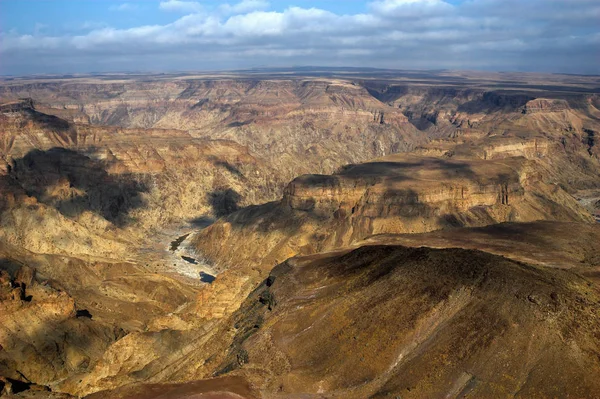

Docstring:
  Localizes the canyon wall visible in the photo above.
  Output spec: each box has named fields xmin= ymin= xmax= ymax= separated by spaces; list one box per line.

xmin=190 ymin=154 xmax=592 ymax=319
xmin=0 ymin=73 xmax=598 ymax=398
xmin=0 ymin=79 xmax=425 ymax=183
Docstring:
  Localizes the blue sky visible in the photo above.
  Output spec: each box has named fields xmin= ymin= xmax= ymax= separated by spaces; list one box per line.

xmin=5 ymin=1 xmax=464 ymax=32
xmin=0 ymin=0 xmax=598 ymax=75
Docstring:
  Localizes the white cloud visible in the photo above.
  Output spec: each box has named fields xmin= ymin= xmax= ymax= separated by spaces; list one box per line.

xmin=219 ymin=0 xmax=270 ymax=15
xmin=1 ymin=0 xmax=599 ymax=74
xmin=224 ymin=11 xmax=284 ymax=36
xmin=159 ymin=0 xmax=202 ymax=13
xmin=370 ymin=0 xmax=452 ymax=16
xmin=109 ymin=3 xmax=137 ymax=11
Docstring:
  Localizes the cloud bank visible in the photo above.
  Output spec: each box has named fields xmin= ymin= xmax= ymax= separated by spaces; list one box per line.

xmin=1 ymin=0 xmax=599 ymax=74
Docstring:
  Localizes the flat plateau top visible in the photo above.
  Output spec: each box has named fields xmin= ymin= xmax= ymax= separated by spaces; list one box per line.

xmin=1 ymin=68 xmax=599 ymax=94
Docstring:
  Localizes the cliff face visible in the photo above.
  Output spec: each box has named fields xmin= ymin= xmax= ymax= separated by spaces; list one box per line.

xmin=190 ymin=154 xmax=591 ymax=319
xmin=283 ymin=157 xmax=525 ymax=222
xmin=196 ymin=153 xmax=591 ymax=261
xmin=522 ymin=98 xmax=570 ymax=113
xmin=3 ymin=79 xmax=599 ymax=190
xmin=0 ymin=80 xmax=408 ymax=128
xmin=369 ymin=85 xmax=600 ymax=190
xmin=0 ymin=102 xmax=283 ymax=260
xmin=0 ymin=79 xmax=423 ymax=183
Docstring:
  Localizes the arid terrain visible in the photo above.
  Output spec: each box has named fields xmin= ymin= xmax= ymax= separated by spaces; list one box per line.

xmin=0 ymin=68 xmax=599 ymax=398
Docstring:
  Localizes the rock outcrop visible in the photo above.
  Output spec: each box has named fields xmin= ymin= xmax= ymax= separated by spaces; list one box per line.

xmin=0 ymin=261 xmax=120 ymax=389
xmin=0 ymin=79 xmax=424 ymax=183
xmin=522 ymin=98 xmax=570 ymax=113
xmin=190 ymin=154 xmax=592 ymax=319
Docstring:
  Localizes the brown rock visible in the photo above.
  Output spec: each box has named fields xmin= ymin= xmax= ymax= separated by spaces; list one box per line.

xmin=9 ymin=286 xmax=24 ymax=301
xmin=0 ymin=270 xmax=10 ymax=287
xmin=15 ymin=265 xmax=35 ymax=287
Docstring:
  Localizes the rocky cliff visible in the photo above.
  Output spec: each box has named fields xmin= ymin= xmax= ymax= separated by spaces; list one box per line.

xmin=0 ymin=101 xmax=284 ymax=260
xmin=0 ymin=79 xmax=424 ymax=183
xmin=190 ymin=154 xmax=592 ymax=319
xmin=371 ymin=85 xmax=600 ymax=190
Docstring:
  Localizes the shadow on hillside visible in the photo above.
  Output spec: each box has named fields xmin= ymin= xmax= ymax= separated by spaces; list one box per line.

xmin=209 ymin=188 xmax=242 ymax=218
xmin=456 ymin=92 xmax=535 ymax=114
xmin=471 ymin=222 xmax=556 ymax=248
xmin=28 ymin=107 xmax=74 ymax=134
xmin=5 ymin=147 xmax=148 ymax=227
xmin=188 ymin=216 xmax=216 ymax=229
xmin=207 ymin=155 xmax=246 ymax=180
xmin=214 ymin=160 xmax=245 ymax=178
xmin=0 ymin=258 xmax=26 ymax=279
xmin=337 ymin=158 xmax=481 ymax=182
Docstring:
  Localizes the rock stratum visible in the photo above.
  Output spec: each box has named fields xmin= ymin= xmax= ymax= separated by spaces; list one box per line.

xmin=190 ymin=150 xmax=592 ymax=315
xmin=0 ymin=69 xmax=599 ymax=398
xmin=0 ymin=79 xmax=423 ymax=183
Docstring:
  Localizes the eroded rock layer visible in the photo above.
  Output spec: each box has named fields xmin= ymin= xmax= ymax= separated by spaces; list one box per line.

xmin=191 ymin=153 xmax=591 ymax=319
xmin=0 ymin=79 xmax=424 ymax=183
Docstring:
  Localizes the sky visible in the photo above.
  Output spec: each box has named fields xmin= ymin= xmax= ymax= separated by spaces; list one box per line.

xmin=0 ymin=0 xmax=599 ymax=75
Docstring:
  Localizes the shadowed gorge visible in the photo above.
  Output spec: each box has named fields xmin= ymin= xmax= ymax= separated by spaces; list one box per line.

xmin=0 ymin=69 xmax=599 ymax=398
xmin=8 ymin=148 xmax=148 ymax=226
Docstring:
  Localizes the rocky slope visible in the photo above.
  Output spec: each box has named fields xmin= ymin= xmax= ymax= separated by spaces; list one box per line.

xmin=68 ymin=228 xmax=600 ymax=398
xmin=3 ymin=76 xmax=599 ymax=191
xmin=86 ymin=376 xmax=258 ymax=399
xmin=364 ymin=221 xmax=600 ymax=272
xmin=0 ymin=71 xmax=598 ymax=398
xmin=0 ymin=79 xmax=424 ymax=183
xmin=0 ymin=100 xmax=278 ymax=397
xmin=0 ymin=101 xmax=283 ymax=260
xmin=4 ymin=76 xmax=599 ymax=193
xmin=190 ymin=153 xmax=592 ymax=318
xmin=365 ymin=84 xmax=600 ymax=190
xmin=0 ymin=229 xmax=206 ymax=398
xmin=214 ymin=244 xmax=600 ymax=398
xmin=14 ymin=220 xmax=587 ymax=398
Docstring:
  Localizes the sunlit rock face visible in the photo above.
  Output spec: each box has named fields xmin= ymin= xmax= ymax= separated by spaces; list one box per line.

xmin=215 ymin=244 xmax=600 ymax=398
xmin=0 ymin=79 xmax=424 ymax=184
xmin=190 ymin=153 xmax=591 ymax=320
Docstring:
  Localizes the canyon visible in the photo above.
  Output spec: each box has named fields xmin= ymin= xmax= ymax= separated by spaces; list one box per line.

xmin=0 ymin=68 xmax=599 ymax=398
